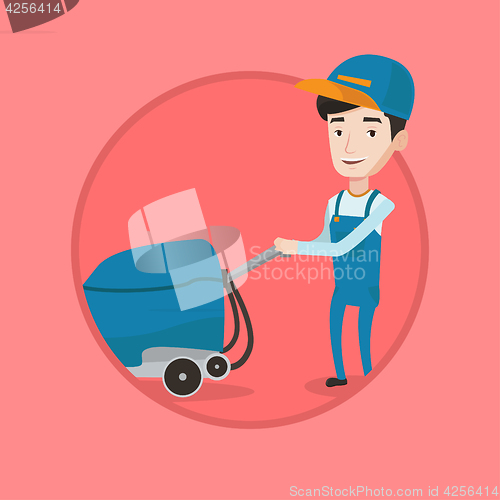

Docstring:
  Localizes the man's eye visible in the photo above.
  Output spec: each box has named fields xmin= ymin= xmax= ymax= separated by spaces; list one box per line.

xmin=334 ymin=130 xmax=343 ymax=137
xmin=367 ymin=130 xmax=377 ymax=138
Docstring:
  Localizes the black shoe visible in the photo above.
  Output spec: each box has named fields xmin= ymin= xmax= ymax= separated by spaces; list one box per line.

xmin=326 ymin=377 xmax=348 ymax=387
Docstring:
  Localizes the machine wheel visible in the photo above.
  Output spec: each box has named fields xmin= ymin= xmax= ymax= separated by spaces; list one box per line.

xmin=163 ymin=357 xmax=203 ymax=397
xmin=205 ymin=353 xmax=230 ymax=380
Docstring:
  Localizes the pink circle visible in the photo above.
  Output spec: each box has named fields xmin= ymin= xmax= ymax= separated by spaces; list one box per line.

xmin=71 ymin=72 xmax=428 ymax=428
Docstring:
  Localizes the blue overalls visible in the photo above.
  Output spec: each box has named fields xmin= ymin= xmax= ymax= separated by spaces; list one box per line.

xmin=329 ymin=189 xmax=381 ymax=379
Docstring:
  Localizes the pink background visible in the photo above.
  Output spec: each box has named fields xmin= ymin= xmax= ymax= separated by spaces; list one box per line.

xmin=74 ymin=74 xmax=425 ymax=427
xmin=1 ymin=1 xmax=498 ymax=498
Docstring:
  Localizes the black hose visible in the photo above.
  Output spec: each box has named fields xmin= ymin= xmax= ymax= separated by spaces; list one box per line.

xmin=222 ymin=285 xmax=240 ymax=353
xmin=229 ymin=282 xmax=254 ymax=371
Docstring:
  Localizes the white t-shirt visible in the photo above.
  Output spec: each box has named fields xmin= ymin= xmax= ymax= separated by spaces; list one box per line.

xmin=297 ymin=189 xmax=395 ymax=257
xmin=328 ymin=190 xmax=389 ymax=235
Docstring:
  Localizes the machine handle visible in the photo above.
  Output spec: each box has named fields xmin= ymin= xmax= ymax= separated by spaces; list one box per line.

xmin=226 ymin=245 xmax=290 ymax=283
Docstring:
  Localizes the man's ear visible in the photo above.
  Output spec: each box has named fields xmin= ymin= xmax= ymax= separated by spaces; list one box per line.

xmin=393 ymin=130 xmax=409 ymax=151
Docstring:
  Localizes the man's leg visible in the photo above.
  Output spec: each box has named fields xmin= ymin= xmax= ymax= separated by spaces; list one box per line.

xmin=327 ymin=292 xmax=348 ymax=386
xmin=358 ymin=303 xmax=377 ymax=376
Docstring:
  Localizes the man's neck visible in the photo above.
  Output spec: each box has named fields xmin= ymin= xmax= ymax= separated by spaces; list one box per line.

xmin=349 ymin=177 xmax=370 ymax=195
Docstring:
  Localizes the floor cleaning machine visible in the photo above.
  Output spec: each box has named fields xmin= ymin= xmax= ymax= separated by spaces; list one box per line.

xmin=83 ymin=232 xmax=284 ymax=398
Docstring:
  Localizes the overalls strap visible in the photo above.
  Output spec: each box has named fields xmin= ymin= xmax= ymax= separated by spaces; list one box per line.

xmin=364 ymin=189 xmax=381 ymax=218
xmin=334 ymin=190 xmax=345 ymax=217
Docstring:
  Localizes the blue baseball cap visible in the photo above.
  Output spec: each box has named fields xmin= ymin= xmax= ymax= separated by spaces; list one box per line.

xmin=295 ymin=54 xmax=415 ymax=120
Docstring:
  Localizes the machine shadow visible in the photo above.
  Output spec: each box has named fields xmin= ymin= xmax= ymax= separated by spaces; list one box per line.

xmin=138 ymin=379 xmax=254 ymax=402
xmin=304 ymin=376 xmax=366 ymax=398
xmin=177 ymin=383 xmax=254 ymax=402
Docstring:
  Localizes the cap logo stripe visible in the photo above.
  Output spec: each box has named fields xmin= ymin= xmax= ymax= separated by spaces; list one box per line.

xmin=337 ymin=75 xmax=372 ymax=87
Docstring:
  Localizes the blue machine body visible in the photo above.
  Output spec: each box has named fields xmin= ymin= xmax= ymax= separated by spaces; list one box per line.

xmin=83 ymin=240 xmax=225 ymax=367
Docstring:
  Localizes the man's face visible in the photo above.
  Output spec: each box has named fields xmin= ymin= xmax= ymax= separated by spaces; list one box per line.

xmin=327 ymin=106 xmax=404 ymax=178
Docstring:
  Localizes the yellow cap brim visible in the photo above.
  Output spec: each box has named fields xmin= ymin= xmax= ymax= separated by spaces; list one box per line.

xmin=295 ymin=79 xmax=380 ymax=112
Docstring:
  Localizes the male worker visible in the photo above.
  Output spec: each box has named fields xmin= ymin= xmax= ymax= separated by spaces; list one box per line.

xmin=275 ymin=54 xmax=415 ymax=387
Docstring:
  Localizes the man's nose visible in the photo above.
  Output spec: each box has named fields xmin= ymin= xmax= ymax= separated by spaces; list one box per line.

xmin=344 ymin=132 xmax=357 ymax=154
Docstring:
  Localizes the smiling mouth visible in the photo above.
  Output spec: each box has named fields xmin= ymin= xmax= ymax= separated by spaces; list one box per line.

xmin=341 ymin=156 xmax=368 ymax=165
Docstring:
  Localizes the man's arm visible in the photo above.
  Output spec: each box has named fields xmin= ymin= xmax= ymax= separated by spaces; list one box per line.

xmin=276 ymin=197 xmax=395 ymax=257
xmin=308 ymin=202 xmax=332 ymax=244
xmin=274 ymin=201 xmax=331 ymax=254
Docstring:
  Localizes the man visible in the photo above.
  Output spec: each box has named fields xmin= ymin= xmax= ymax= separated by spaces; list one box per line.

xmin=275 ymin=54 xmax=415 ymax=387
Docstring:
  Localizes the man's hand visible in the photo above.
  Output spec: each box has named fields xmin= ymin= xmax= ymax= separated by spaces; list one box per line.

xmin=274 ymin=237 xmax=298 ymax=255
